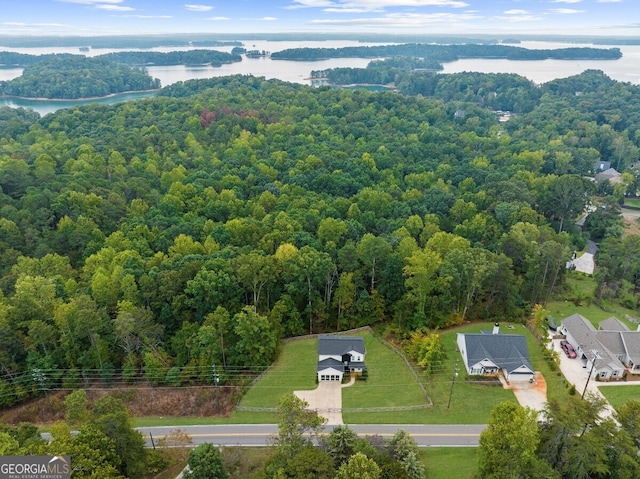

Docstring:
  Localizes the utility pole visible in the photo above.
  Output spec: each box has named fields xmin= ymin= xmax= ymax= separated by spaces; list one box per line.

xmin=447 ymin=360 xmax=459 ymax=409
xmin=582 ymin=350 xmax=600 ymax=399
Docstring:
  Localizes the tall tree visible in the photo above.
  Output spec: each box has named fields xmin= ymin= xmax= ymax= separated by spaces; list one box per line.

xmin=183 ymin=443 xmax=228 ymax=479
xmin=273 ymin=393 xmax=326 ymax=459
xmin=479 ymin=402 xmax=552 ymax=479
xmin=538 ymin=175 xmax=593 ymax=233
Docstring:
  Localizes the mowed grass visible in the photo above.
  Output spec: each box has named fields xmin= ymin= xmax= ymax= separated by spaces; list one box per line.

xmin=342 ymin=333 xmax=429 ymax=423
xmin=598 ymin=385 xmax=640 ymax=410
xmin=421 ymin=447 xmax=478 ymax=479
xmin=190 ymin=322 xmax=566 ymax=425
xmin=230 ymin=337 xmax=318 ymax=423
xmin=546 ymin=273 xmax=639 ymax=328
xmin=427 ymin=323 xmax=518 ymax=424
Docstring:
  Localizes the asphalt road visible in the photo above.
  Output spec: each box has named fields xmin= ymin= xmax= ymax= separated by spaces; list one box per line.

xmin=137 ymin=424 xmax=486 ymax=448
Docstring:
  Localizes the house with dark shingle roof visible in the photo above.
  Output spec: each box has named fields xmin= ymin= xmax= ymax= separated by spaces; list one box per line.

xmin=317 ymin=335 xmax=366 ymax=382
xmin=456 ymin=324 xmax=535 ymax=382
xmin=560 ymin=313 xmax=640 ymax=379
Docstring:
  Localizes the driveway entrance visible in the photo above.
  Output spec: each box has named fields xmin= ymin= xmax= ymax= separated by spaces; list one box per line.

xmin=294 ymin=377 xmax=355 ymax=425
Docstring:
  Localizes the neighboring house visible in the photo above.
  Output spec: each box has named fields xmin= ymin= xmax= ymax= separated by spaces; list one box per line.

xmin=317 ymin=335 xmax=366 ymax=382
xmin=456 ymin=324 xmax=535 ymax=382
xmin=594 ymin=160 xmax=611 ymax=172
xmin=559 ymin=313 xmax=640 ymax=380
xmin=594 ymin=167 xmax=623 ymax=184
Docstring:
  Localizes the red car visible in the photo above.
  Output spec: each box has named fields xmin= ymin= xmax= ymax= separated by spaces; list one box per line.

xmin=560 ymin=340 xmax=577 ymax=358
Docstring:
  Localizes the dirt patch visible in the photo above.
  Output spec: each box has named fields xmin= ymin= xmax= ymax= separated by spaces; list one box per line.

xmin=0 ymin=386 xmax=241 ymax=426
xmin=623 ymin=216 xmax=640 ymax=237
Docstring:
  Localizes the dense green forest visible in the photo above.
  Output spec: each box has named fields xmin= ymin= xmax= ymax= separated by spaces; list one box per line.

xmin=0 ymin=50 xmax=241 ymax=68
xmin=271 ymin=43 xmax=622 ymax=61
xmin=94 ymin=50 xmax=241 ymax=67
xmin=0 ymin=69 xmax=639 ymax=409
xmin=0 ymin=56 xmax=160 ymax=99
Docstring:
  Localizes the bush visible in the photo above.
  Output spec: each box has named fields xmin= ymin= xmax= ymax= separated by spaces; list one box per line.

xmin=166 ymin=367 xmax=182 ymax=386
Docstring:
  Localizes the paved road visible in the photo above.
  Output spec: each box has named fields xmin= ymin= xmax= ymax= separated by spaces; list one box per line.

xmin=137 ymin=424 xmax=486 ymax=448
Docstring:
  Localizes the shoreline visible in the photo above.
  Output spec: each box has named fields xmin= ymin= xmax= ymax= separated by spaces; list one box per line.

xmin=0 ymin=88 xmax=161 ymax=102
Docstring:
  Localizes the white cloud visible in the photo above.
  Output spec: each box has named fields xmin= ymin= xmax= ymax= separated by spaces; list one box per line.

xmin=504 ymin=9 xmax=530 ymax=15
xmin=206 ymin=16 xmax=230 ymax=21
xmin=550 ymin=8 xmax=584 ymax=13
xmin=596 ymin=0 xmax=622 ymax=2
xmin=551 ymin=0 xmax=582 ymax=3
xmin=262 ymin=17 xmax=278 ymax=21
xmin=289 ymin=0 xmax=468 ymax=11
xmin=325 ymin=7 xmax=380 ymax=12
xmin=1 ymin=21 xmax=70 ymax=28
xmin=184 ymin=4 xmax=214 ymax=12
xmin=97 ymin=4 xmax=135 ymax=10
xmin=121 ymin=15 xmax=173 ymax=19
xmin=495 ymin=14 xmax=542 ymax=22
xmin=58 ymin=0 xmax=123 ymax=4
xmin=310 ymin=11 xmax=480 ymax=28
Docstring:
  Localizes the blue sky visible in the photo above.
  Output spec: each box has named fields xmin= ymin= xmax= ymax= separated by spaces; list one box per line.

xmin=0 ymin=0 xmax=637 ymax=37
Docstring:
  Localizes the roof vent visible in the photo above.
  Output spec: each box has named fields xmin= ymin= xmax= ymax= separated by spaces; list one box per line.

xmin=492 ymin=323 xmax=500 ymax=335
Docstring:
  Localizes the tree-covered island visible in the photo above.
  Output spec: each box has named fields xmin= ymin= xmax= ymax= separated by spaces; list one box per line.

xmin=272 ymin=43 xmax=622 ymax=63
xmin=0 ymin=49 xmax=242 ymax=100
xmin=0 ymin=56 xmax=161 ymax=99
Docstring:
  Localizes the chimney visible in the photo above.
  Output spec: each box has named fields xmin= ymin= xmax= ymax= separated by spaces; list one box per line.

xmin=492 ymin=323 xmax=500 ymax=335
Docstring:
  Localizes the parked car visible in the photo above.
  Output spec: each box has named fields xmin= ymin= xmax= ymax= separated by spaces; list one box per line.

xmin=560 ymin=340 xmax=577 ymax=358
xmin=546 ymin=316 xmax=557 ymax=332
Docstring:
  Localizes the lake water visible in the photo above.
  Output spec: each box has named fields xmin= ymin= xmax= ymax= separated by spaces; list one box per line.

xmin=1 ymin=39 xmax=639 ymax=115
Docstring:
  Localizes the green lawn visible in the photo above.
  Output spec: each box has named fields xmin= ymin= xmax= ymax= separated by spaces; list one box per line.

xmin=598 ymin=385 xmax=640 ymax=410
xmin=138 ymin=323 xmax=569 ymax=426
xmin=230 ymin=337 xmax=318 ymax=423
xmin=546 ymin=273 xmax=639 ymax=328
xmin=421 ymin=447 xmax=478 ymax=479
xmin=342 ymin=333 xmax=430 ymax=423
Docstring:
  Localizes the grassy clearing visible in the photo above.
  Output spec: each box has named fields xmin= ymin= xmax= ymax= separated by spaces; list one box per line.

xmin=139 ymin=322 xmax=568 ymax=426
xmin=132 ymin=416 xmax=230 ymax=428
xmin=546 ymin=273 xmax=640 ymax=328
xmin=421 ymin=447 xmax=478 ymax=479
xmin=342 ymin=333 xmax=429 ymax=423
xmin=598 ymin=385 xmax=640 ymax=410
xmin=230 ymin=336 xmax=318 ymax=423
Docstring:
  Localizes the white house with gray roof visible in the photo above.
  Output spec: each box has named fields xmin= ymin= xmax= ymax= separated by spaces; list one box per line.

xmin=456 ymin=324 xmax=535 ymax=382
xmin=317 ymin=335 xmax=366 ymax=382
xmin=559 ymin=313 xmax=640 ymax=380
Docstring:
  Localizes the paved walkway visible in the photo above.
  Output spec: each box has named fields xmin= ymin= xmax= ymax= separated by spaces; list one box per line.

xmin=294 ymin=376 xmax=355 ymax=425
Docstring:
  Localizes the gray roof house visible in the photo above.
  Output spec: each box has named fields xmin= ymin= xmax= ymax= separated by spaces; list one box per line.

xmin=594 ymin=167 xmax=623 ymax=184
xmin=456 ymin=324 xmax=535 ymax=382
xmin=317 ymin=335 xmax=366 ymax=382
xmin=559 ymin=313 xmax=640 ymax=380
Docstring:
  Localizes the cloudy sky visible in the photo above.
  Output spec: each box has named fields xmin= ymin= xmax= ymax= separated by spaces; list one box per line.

xmin=0 ymin=0 xmax=637 ymax=37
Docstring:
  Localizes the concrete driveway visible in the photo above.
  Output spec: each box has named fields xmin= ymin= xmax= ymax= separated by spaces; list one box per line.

xmin=508 ymin=372 xmax=548 ymax=413
xmin=553 ymin=338 xmax=616 ymax=420
xmin=294 ymin=377 xmax=355 ymax=425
